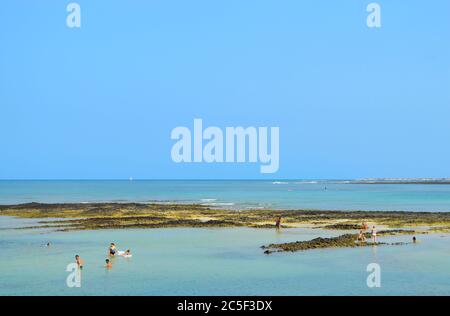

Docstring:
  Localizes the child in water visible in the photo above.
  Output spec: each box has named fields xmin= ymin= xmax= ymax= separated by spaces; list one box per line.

xmin=105 ymin=259 xmax=112 ymax=269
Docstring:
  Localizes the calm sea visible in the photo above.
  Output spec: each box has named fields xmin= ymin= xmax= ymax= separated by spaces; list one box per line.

xmin=1 ymin=180 xmax=450 ymax=211
xmin=1 ymin=181 xmax=450 ymax=295
xmin=1 ymin=217 xmax=449 ymax=295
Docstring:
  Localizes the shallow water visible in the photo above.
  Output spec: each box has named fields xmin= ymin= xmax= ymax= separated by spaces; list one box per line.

xmin=1 ymin=180 xmax=450 ymax=211
xmin=0 ymin=217 xmax=449 ymax=295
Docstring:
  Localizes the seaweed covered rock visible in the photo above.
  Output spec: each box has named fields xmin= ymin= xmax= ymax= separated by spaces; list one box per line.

xmin=261 ymin=230 xmax=418 ymax=254
xmin=323 ymin=223 xmax=361 ymax=230
xmin=262 ymin=234 xmax=381 ymax=254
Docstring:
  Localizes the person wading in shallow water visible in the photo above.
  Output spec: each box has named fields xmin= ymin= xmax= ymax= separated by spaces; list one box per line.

xmin=75 ymin=255 xmax=84 ymax=269
xmin=109 ymin=243 xmax=117 ymax=256
xmin=371 ymin=226 xmax=377 ymax=243
xmin=275 ymin=216 xmax=282 ymax=229
xmin=105 ymin=259 xmax=113 ymax=269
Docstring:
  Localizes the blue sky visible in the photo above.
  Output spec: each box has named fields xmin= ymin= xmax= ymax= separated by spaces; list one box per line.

xmin=1 ymin=0 xmax=449 ymax=179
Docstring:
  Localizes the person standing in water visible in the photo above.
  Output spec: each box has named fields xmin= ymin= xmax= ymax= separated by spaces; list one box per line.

xmin=275 ymin=216 xmax=282 ymax=229
xmin=371 ymin=226 xmax=377 ymax=243
xmin=105 ymin=259 xmax=113 ymax=269
xmin=75 ymin=255 xmax=84 ymax=269
xmin=109 ymin=243 xmax=117 ymax=256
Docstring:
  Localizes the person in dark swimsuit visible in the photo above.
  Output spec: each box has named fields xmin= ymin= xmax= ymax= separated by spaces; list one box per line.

xmin=275 ymin=216 xmax=282 ymax=229
xmin=109 ymin=243 xmax=117 ymax=256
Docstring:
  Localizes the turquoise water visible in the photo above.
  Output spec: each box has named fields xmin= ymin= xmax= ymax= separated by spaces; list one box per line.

xmin=1 ymin=216 xmax=449 ymax=295
xmin=1 ymin=181 xmax=450 ymax=295
xmin=1 ymin=180 xmax=450 ymax=211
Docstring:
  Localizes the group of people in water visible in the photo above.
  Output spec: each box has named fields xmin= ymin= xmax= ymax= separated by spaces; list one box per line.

xmin=274 ymin=217 xmax=379 ymax=243
xmin=274 ymin=218 xmax=417 ymax=244
xmin=356 ymin=222 xmax=377 ymax=243
xmin=61 ymin=217 xmax=420 ymax=271
xmin=356 ymin=222 xmax=417 ymax=244
xmin=74 ymin=243 xmax=132 ymax=270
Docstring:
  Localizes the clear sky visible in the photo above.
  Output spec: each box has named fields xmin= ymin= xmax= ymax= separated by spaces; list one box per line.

xmin=1 ymin=0 xmax=449 ymax=179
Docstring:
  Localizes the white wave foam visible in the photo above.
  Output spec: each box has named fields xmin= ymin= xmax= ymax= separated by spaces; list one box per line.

xmin=294 ymin=181 xmax=318 ymax=184
xmin=201 ymin=202 xmax=235 ymax=206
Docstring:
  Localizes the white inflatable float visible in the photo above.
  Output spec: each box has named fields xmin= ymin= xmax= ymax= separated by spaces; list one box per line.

xmin=117 ymin=250 xmax=132 ymax=258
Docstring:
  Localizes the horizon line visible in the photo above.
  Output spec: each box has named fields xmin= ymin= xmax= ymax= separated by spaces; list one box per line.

xmin=1 ymin=178 xmax=450 ymax=181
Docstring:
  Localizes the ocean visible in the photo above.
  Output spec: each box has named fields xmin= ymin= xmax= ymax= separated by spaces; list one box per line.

xmin=1 ymin=180 xmax=450 ymax=295
xmin=1 ymin=180 xmax=450 ymax=211
xmin=1 ymin=217 xmax=449 ymax=295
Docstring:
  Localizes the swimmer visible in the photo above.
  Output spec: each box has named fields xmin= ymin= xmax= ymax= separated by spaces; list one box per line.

xmin=121 ymin=249 xmax=132 ymax=257
xmin=105 ymin=259 xmax=113 ymax=269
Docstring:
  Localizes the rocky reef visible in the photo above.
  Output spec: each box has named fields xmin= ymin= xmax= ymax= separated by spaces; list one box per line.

xmin=322 ymin=223 xmax=362 ymax=230
xmin=1 ymin=202 xmax=450 ymax=232
xmin=262 ymin=230 xmax=418 ymax=254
